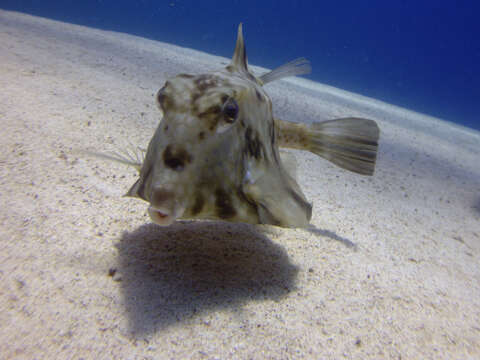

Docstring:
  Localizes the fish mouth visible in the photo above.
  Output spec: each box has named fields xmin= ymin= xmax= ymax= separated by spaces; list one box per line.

xmin=148 ymin=204 xmax=185 ymax=226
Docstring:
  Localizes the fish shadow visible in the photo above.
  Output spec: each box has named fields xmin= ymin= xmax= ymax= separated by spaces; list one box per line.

xmin=306 ymin=226 xmax=358 ymax=250
xmin=115 ymin=221 xmax=299 ymax=336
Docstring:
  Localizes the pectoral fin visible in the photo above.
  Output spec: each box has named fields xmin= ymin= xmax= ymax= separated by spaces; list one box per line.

xmin=259 ymin=57 xmax=311 ymax=84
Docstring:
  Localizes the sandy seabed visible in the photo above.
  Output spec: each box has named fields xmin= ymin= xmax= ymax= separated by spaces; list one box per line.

xmin=1 ymin=10 xmax=479 ymax=359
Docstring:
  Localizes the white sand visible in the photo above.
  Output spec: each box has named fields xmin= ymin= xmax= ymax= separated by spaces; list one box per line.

xmin=1 ymin=10 xmax=479 ymax=359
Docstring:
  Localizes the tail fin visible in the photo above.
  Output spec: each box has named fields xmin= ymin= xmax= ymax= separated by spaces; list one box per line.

xmin=307 ymin=117 xmax=379 ymax=175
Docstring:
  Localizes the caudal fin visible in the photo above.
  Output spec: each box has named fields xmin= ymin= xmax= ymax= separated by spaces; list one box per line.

xmin=307 ymin=117 xmax=379 ymax=175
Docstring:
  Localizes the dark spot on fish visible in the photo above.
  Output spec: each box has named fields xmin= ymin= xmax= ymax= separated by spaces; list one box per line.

xmin=245 ymin=127 xmax=264 ymax=160
xmin=199 ymin=105 xmax=221 ymax=119
xmin=163 ymin=145 xmax=192 ymax=171
xmin=198 ymin=131 xmax=205 ymax=140
xmin=156 ymin=83 xmax=175 ymax=111
xmin=164 ymin=124 xmax=169 ymax=132
xmin=177 ymin=73 xmax=195 ymax=79
xmin=215 ymin=188 xmax=236 ymax=219
xmin=221 ymin=94 xmax=229 ymax=104
xmin=195 ymin=75 xmax=218 ymax=92
xmin=214 ymin=105 xmax=224 ymax=115
xmin=191 ymin=92 xmax=201 ymax=104
xmin=207 ymin=119 xmax=220 ymax=131
xmin=191 ymin=193 xmax=205 ymax=215
xmin=225 ymin=65 xmax=234 ymax=72
xmin=255 ymin=89 xmax=264 ymax=102
xmin=198 ymin=105 xmax=222 ymax=130
xmin=240 ymin=118 xmax=246 ymax=128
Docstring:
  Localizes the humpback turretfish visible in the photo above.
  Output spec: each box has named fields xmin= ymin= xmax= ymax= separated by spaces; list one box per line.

xmin=109 ymin=24 xmax=380 ymax=228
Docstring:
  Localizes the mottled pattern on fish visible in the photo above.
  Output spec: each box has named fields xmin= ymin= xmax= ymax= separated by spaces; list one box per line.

xmin=119 ymin=24 xmax=380 ymax=228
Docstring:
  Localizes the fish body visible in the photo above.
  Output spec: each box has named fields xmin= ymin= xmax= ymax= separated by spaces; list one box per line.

xmin=122 ymin=24 xmax=379 ymax=228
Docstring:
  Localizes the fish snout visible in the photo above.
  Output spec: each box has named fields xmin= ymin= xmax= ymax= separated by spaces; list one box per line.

xmin=148 ymin=186 xmax=185 ymax=226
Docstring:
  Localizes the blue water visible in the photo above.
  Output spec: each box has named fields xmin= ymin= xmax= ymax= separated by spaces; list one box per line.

xmin=3 ymin=0 xmax=480 ymax=131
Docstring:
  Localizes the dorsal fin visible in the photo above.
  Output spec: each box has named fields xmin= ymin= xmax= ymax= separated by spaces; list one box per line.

xmin=230 ymin=23 xmax=249 ymax=74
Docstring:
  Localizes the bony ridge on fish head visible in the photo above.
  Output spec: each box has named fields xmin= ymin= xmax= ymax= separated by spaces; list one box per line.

xmin=126 ymin=23 xmax=315 ymax=228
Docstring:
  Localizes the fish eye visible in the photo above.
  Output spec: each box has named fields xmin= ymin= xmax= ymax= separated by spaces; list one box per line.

xmin=222 ymin=98 xmax=239 ymax=123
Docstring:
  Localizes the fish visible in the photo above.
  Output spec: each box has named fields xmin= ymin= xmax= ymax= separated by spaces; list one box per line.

xmin=109 ymin=24 xmax=380 ymax=228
